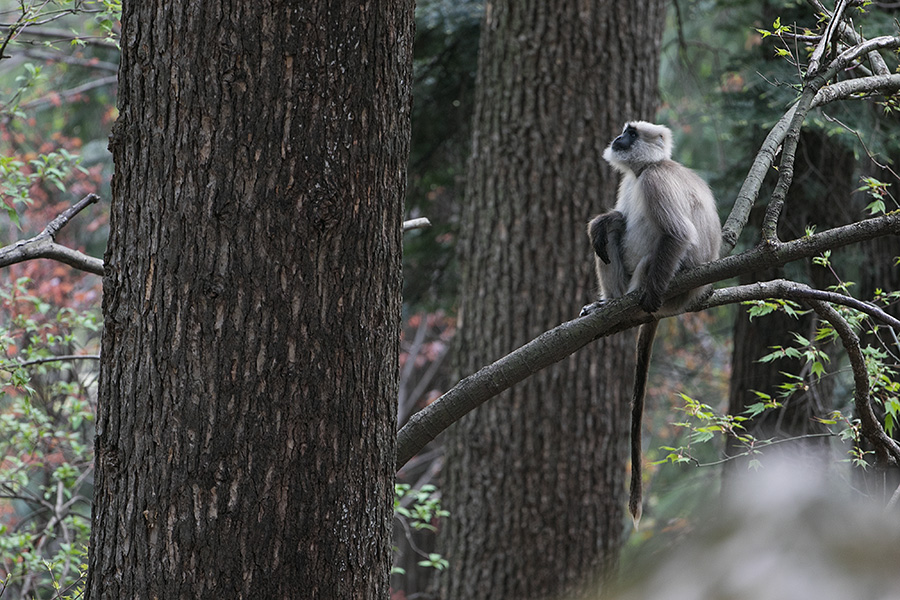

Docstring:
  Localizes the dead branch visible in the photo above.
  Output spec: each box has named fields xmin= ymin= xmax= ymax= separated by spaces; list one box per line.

xmin=402 ymin=217 xmax=432 ymax=232
xmin=0 ymin=194 xmax=104 ymax=275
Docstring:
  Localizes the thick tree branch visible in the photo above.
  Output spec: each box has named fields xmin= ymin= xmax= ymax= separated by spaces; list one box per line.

xmin=0 ymin=194 xmax=104 ymax=275
xmin=395 ymin=25 xmax=899 ymax=463
xmin=396 ymin=212 xmax=900 ymax=469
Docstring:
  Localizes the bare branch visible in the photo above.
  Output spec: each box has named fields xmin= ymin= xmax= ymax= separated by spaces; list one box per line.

xmin=0 ymin=194 xmax=104 ymax=275
xmin=721 ymin=106 xmax=794 ymax=254
xmin=808 ymin=0 xmax=892 ymax=74
xmin=22 ymin=48 xmax=118 ymax=73
xmin=13 ymin=74 xmax=117 ymax=115
xmin=807 ymin=0 xmax=848 ymax=77
xmin=0 ymin=354 xmax=101 ymax=371
xmin=13 ymin=27 xmax=118 ymax=50
xmin=402 ymin=217 xmax=431 ymax=232
xmin=761 ymin=35 xmax=900 ymax=243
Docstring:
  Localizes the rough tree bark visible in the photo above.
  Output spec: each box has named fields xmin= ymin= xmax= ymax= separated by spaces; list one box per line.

xmin=86 ymin=2 xmax=413 ymax=598
xmin=441 ymin=1 xmax=667 ymax=598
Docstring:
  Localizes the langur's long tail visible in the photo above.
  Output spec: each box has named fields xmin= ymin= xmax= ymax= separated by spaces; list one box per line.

xmin=629 ymin=320 xmax=659 ymax=529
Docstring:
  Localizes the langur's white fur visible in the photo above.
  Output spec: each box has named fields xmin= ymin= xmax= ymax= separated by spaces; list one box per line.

xmin=585 ymin=121 xmax=721 ymax=527
xmin=593 ymin=121 xmax=719 ymax=315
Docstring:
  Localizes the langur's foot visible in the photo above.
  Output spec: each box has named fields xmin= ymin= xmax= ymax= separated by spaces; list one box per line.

xmin=579 ymin=300 xmax=608 ymax=317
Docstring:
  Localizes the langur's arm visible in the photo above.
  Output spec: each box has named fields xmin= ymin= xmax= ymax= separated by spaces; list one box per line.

xmin=588 ymin=210 xmax=625 ymax=265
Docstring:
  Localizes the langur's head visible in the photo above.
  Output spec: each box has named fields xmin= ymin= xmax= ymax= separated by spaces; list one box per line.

xmin=603 ymin=121 xmax=673 ymax=174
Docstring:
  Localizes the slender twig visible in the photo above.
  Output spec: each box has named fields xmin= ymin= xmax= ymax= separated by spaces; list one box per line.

xmin=694 ymin=432 xmax=837 ymax=468
xmin=0 ymin=354 xmax=101 ymax=371
xmin=14 ymin=74 xmax=117 ymax=114
xmin=13 ymin=27 xmax=118 ymax=50
xmin=22 ymin=49 xmax=118 ymax=73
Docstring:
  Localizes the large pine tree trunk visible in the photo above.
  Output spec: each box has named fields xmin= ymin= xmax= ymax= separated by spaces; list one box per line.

xmin=86 ymin=2 xmax=413 ymax=597
xmin=441 ymin=1 xmax=666 ymax=598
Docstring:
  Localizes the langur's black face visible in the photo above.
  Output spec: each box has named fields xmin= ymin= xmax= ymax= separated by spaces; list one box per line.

xmin=611 ymin=125 xmax=639 ymax=152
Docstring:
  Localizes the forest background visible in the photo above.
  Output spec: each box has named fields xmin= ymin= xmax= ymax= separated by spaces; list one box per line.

xmin=1 ymin=0 xmax=900 ymax=598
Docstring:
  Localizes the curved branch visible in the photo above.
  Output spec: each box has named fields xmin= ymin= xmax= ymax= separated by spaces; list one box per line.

xmin=0 ymin=194 xmax=104 ymax=275
xmin=807 ymin=300 xmax=900 ymax=467
xmin=705 ymin=280 xmax=900 ymax=331
xmin=395 ymin=213 xmax=900 ymax=469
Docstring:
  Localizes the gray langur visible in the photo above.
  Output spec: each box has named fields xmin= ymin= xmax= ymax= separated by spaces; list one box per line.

xmin=584 ymin=121 xmax=721 ymax=527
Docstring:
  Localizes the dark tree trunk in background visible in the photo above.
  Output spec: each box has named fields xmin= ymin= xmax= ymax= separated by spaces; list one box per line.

xmin=726 ymin=130 xmax=855 ymax=472
xmin=86 ymin=2 xmax=413 ymax=598
xmin=441 ymin=1 xmax=666 ymax=598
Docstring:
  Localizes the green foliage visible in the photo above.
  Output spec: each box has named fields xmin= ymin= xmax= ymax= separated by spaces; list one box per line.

xmin=0 ymin=278 xmax=99 ymax=599
xmin=760 ymin=16 xmax=792 ymax=37
xmin=656 ymin=393 xmax=753 ymax=467
xmin=863 ymin=345 xmax=900 ymax=437
xmin=675 ymin=287 xmax=900 ymax=473
xmin=393 ymin=483 xmax=450 ymax=574
xmin=0 ymin=150 xmax=87 ymax=228
xmin=743 ymin=298 xmax=803 ymax=320
xmin=856 ymin=176 xmax=892 ymax=216
xmin=757 ymin=331 xmax=830 ymax=380
xmin=394 ymin=483 xmax=450 ymax=534
xmin=417 ymin=553 xmax=449 ymax=571
xmin=92 ymin=0 xmax=123 ymax=43
xmin=1 ymin=1 xmax=120 ymax=232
